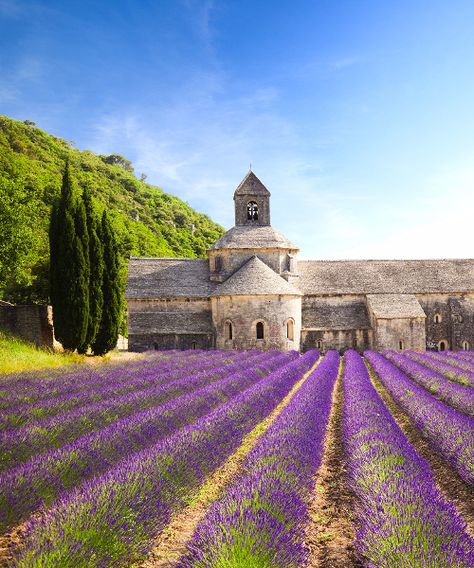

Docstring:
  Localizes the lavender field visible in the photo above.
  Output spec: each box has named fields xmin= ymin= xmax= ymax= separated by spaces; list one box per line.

xmin=1 ymin=348 xmax=473 ymax=567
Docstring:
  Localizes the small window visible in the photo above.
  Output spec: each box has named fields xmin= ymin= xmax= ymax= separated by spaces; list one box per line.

xmin=191 ymin=342 xmax=197 ymax=350
xmin=247 ymin=201 xmax=259 ymax=221
xmin=286 ymin=320 xmax=294 ymax=341
xmin=215 ymin=255 xmax=222 ymax=272
xmin=225 ymin=321 xmax=233 ymax=340
xmin=256 ymin=321 xmax=264 ymax=340
xmin=434 ymin=313 xmax=442 ymax=324
xmin=462 ymin=340 xmax=470 ymax=351
xmin=399 ymin=340 xmax=404 ymax=351
xmin=438 ymin=340 xmax=447 ymax=352
xmin=153 ymin=341 xmax=159 ymax=351
xmin=316 ymin=340 xmax=322 ymax=350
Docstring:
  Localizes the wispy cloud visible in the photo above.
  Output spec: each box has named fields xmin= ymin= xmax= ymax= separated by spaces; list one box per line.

xmin=0 ymin=0 xmax=24 ymax=17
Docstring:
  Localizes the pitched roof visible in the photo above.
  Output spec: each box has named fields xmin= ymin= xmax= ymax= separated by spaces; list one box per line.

xmin=129 ymin=311 xmax=213 ymax=334
xmin=366 ymin=294 xmax=426 ymax=319
xmin=298 ymin=259 xmax=474 ymax=295
xmin=210 ymin=225 xmax=298 ymax=250
xmin=125 ymin=258 xmax=216 ymax=299
xmin=302 ymin=299 xmax=370 ymax=330
xmin=211 ymin=256 xmax=302 ymax=297
xmin=234 ymin=171 xmax=270 ymax=197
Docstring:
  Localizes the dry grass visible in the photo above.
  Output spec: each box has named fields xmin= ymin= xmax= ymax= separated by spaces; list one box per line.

xmin=0 ymin=330 xmax=83 ymax=375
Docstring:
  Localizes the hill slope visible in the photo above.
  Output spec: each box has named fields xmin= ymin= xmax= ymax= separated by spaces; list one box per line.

xmin=0 ymin=115 xmax=224 ymax=303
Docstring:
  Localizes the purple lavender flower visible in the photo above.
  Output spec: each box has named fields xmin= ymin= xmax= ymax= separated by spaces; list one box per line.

xmin=177 ymin=350 xmax=339 ymax=568
xmin=344 ymin=350 xmax=474 ymax=567
xmin=383 ymin=350 xmax=474 ymax=416
xmin=366 ymin=350 xmax=474 ymax=486
xmin=15 ymin=351 xmax=318 ymax=567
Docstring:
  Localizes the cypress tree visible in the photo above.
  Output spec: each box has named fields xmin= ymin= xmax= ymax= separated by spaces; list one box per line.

xmin=49 ymin=161 xmax=89 ymax=351
xmin=82 ymin=187 xmax=104 ymax=351
xmin=74 ymin=197 xmax=90 ymax=353
xmin=92 ymin=211 xmax=122 ymax=356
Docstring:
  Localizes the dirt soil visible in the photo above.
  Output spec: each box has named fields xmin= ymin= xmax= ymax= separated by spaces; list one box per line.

xmin=304 ymin=363 xmax=362 ymax=568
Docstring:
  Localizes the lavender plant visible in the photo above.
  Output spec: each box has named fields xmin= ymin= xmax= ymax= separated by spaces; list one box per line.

xmin=366 ymin=351 xmax=474 ymax=485
xmin=0 ymin=351 xmax=251 ymax=429
xmin=0 ymin=351 xmax=295 ymax=531
xmin=383 ymin=350 xmax=474 ymax=416
xmin=404 ymin=350 xmax=474 ymax=388
xmin=0 ymin=351 xmax=283 ymax=471
xmin=178 ymin=350 xmax=339 ymax=568
xmin=344 ymin=350 xmax=474 ymax=567
xmin=15 ymin=351 xmax=318 ymax=567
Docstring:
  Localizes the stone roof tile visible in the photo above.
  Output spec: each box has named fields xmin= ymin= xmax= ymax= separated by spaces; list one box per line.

xmin=210 ymin=225 xmax=298 ymax=250
xmin=298 ymin=259 xmax=474 ymax=294
xmin=211 ymin=256 xmax=302 ymax=297
xmin=125 ymin=258 xmax=216 ymax=299
xmin=129 ymin=311 xmax=213 ymax=334
xmin=366 ymin=294 xmax=426 ymax=319
xmin=233 ymin=171 xmax=270 ymax=196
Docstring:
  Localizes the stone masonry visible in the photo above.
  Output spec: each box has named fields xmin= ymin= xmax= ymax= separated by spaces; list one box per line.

xmin=125 ymin=171 xmax=474 ymax=353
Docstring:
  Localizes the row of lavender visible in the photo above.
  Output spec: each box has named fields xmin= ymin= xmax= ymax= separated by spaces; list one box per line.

xmin=345 ymin=351 xmax=474 ymax=567
xmin=0 ymin=350 xmax=280 ymax=471
xmin=14 ymin=351 xmax=319 ymax=567
xmin=4 ymin=347 xmax=473 ymax=566
xmin=0 ymin=350 xmax=251 ymax=426
xmin=0 ymin=350 xmax=296 ymax=530
xmin=366 ymin=351 xmax=474 ymax=486
xmin=176 ymin=350 xmax=474 ymax=568
xmin=178 ymin=349 xmax=340 ymax=567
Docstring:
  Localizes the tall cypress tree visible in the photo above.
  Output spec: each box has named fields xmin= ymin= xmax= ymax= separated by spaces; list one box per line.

xmin=92 ymin=211 xmax=122 ymax=356
xmin=82 ymin=187 xmax=104 ymax=351
xmin=74 ymin=197 xmax=90 ymax=353
xmin=49 ymin=161 xmax=89 ymax=351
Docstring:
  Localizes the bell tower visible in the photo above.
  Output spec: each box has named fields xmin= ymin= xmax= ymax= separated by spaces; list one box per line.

xmin=234 ymin=171 xmax=271 ymax=226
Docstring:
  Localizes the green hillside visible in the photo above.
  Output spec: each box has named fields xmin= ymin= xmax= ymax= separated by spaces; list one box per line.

xmin=0 ymin=115 xmax=224 ymax=303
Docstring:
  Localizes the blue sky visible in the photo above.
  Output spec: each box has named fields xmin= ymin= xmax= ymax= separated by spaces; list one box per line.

xmin=2 ymin=0 xmax=474 ymax=259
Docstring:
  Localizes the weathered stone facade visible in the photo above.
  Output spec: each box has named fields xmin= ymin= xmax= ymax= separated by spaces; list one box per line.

xmin=0 ymin=301 xmax=56 ymax=347
xmin=125 ymin=171 xmax=474 ymax=353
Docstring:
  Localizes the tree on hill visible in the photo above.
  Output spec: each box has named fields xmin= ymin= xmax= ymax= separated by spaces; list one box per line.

xmin=92 ymin=211 xmax=122 ymax=356
xmin=49 ymin=161 xmax=89 ymax=351
xmin=100 ymin=154 xmax=134 ymax=173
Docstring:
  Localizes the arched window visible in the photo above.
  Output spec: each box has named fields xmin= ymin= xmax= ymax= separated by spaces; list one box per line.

xmin=438 ymin=340 xmax=448 ymax=352
xmin=462 ymin=340 xmax=470 ymax=351
xmin=191 ymin=341 xmax=197 ymax=350
xmin=153 ymin=341 xmax=159 ymax=351
xmin=399 ymin=339 xmax=404 ymax=351
xmin=247 ymin=201 xmax=259 ymax=221
xmin=316 ymin=339 xmax=322 ymax=350
xmin=434 ymin=313 xmax=442 ymax=324
xmin=286 ymin=319 xmax=294 ymax=341
xmin=256 ymin=321 xmax=264 ymax=340
xmin=225 ymin=321 xmax=233 ymax=340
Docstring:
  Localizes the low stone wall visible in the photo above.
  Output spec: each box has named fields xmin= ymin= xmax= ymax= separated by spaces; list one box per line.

xmin=0 ymin=303 xmax=55 ymax=348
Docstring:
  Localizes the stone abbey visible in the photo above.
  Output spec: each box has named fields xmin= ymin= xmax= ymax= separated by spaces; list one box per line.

xmin=125 ymin=172 xmax=474 ymax=352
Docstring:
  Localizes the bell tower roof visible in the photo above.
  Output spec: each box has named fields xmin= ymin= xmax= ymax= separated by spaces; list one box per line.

xmin=233 ymin=170 xmax=271 ymax=226
xmin=233 ymin=171 xmax=271 ymax=197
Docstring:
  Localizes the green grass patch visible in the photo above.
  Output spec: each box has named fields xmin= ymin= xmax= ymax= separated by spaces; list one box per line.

xmin=0 ymin=330 xmax=84 ymax=375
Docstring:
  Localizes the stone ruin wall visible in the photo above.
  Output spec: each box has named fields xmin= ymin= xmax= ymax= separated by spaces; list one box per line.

xmin=0 ymin=303 xmax=55 ymax=348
